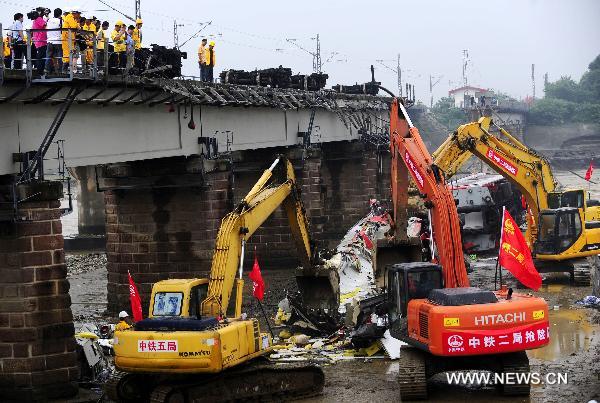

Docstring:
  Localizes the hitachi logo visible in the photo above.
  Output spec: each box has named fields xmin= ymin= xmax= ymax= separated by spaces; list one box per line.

xmin=474 ymin=312 xmax=526 ymax=326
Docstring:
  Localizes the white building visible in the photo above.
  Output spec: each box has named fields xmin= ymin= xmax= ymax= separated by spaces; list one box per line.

xmin=448 ymin=85 xmax=491 ymax=108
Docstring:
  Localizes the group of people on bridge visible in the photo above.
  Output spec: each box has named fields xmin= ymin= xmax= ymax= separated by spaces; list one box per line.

xmin=3 ymin=6 xmax=143 ymax=76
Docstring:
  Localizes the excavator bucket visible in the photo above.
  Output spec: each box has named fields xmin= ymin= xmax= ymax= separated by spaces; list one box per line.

xmin=295 ymin=264 xmax=340 ymax=313
xmin=374 ymin=238 xmax=423 ymax=288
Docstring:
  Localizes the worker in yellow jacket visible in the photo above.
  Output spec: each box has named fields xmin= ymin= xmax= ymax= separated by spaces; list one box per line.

xmin=198 ymin=38 xmax=207 ymax=80
xmin=96 ymin=21 xmax=109 ymax=68
xmin=132 ymin=18 xmax=143 ymax=69
xmin=110 ymin=21 xmax=126 ymax=70
xmin=204 ymin=40 xmax=216 ymax=82
xmin=3 ymin=35 xmax=11 ymax=69
xmin=61 ymin=8 xmax=81 ymax=70
xmin=82 ymin=17 xmax=96 ymax=68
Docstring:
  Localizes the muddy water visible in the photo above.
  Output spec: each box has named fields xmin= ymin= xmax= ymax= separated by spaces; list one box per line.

xmin=529 ymin=308 xmax=598 ymax=361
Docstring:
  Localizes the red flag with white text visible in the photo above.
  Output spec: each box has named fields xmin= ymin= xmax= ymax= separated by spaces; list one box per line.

xmin=128 ymin=272 xmax=143 ymax=322
xmin=498 ymin=209 xmax=542 ymax=290
xmin=585 ymin=161 xmax=594 ymax=181
xmin=249 ymin=256 xmax=265 ymax=301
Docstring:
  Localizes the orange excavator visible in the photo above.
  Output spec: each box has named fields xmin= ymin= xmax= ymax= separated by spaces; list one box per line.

xmin=384 ymin=98 xmax=550 ymax=399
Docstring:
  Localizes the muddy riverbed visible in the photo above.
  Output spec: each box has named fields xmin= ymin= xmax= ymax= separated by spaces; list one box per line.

xmin=68 ymin=253 xmax=599 ymax=403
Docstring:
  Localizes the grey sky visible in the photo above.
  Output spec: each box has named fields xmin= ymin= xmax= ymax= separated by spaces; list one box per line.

xmin=2 ymin=0 xmax=599 ymax=104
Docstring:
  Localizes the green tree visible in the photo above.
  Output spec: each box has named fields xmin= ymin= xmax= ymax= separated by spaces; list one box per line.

xmin=431 ymin=97 xmax=468 ymax=129
xmin=544 ymin=76 xmax=588 ymax=103
xmin=529 ymin=98 xmax=576 ymax=125
xmin=530 ymin=54 xmax=600 ymax=124
xmin=579 ymin=69 xmax=600 ymax=104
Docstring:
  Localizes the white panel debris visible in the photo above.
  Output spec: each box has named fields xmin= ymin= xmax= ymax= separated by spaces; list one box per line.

xmin=320 ymin=206 xmax=391 ymax=314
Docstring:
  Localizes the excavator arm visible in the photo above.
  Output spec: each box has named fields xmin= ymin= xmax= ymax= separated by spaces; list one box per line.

xmin=432 ymin=117 xmax=558 ymax=242
xmin=201 ymin=157 xmax=312 ymax=317
xmin=390 ymin=98 xmax=469 ymax=288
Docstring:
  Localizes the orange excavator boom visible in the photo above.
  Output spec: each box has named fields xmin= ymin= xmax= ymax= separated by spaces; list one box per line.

xmin=389 ymin=98 xmax=469 ymax=288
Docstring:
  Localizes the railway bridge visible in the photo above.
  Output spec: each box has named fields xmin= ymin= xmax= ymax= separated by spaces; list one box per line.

xmin=0 ymin=67 xmax=426 ymax=400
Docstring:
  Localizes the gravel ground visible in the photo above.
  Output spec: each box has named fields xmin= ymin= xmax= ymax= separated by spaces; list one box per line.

xmin=67 ymin=253 xmax=107 ymax=277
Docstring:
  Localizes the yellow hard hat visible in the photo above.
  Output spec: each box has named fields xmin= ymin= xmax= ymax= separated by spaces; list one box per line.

xmin=116 ymin=20 xmax=124 ymax=26
xmin=136 ymin=18 xmax=143 ymax=24
xmin=209 ymin=41 xmax=215 ymax=46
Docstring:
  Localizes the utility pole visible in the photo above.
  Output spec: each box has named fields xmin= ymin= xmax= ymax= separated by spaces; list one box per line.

xmin=135 ymin=0 xmax=141 ymax=19
xmin=397 ymin=54 xmax=402 ymax=97
xmin=286 ymin=34 xmax=323 ymax=73
xmin=313 ymin=34 xmax=322 ymax=73
xmin=531 ymin=63 xmax=535 ymax=99
xmin=544 ymin=72 xmax=549 ymax=89
xmin=429 ymin=74 xmax=443 ymax=108
xmin=173 ymin=20 xmax=185 ymax=49
xmin=462 ymin=49 xmax=469 ymax=87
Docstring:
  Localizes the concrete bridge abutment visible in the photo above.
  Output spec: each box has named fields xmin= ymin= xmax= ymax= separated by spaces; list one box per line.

xmin=0 ymin=181 xmax=78 ymax=401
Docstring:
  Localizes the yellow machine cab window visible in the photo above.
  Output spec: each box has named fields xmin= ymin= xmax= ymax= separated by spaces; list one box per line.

xmin=153 ymin=292 xmax=184 ymax=316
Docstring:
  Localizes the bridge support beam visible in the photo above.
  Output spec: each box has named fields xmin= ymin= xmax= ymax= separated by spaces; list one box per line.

xmin=0 ymin=181 xmax=78 ymax=402
xmin=103 ymin=144 xmax=391 ymax=314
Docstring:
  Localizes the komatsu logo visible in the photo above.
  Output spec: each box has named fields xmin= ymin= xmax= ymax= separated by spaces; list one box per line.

xmin=474 ymin=312 xmax=526 ymax=326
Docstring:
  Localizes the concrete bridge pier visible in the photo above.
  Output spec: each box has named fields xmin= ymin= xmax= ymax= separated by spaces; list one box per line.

xmin=0 ymin=180 xmax=78 ymax=401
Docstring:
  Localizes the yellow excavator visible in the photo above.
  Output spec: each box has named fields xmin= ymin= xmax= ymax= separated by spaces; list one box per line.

xmin=106 ymin=157 xmax=328 ymax=402
xmin=432 ymin=117 xmax=600 ymax=284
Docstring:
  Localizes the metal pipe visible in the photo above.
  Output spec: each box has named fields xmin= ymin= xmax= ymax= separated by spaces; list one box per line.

xmin=398 ymin=101 xmax=414 ymax=128
xmin=26 ymin=30 xmax=32 ymax=85
xmin=238 ymin=239 xmax=245 ymax=279
xmin=268 ymin=157 xmax=280 ymax=172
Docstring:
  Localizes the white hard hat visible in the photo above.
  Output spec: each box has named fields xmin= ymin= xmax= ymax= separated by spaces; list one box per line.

xmin=118 ymin=311 xmax=129 ymax=319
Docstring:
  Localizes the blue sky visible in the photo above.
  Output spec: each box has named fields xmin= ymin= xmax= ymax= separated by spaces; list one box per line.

xmin=2 ymin=0 xmax=599 ymax=104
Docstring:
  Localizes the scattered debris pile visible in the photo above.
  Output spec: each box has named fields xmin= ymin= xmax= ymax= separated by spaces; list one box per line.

xmin=75 ymin=323 xmax=114 ymax=391
xmin=576 ymin=295 xmax=600 ymax=309
xmin=275 ymin=202 xmax=410 ymax=362
xmin=451 ymin=173 xmax=525 ymax=253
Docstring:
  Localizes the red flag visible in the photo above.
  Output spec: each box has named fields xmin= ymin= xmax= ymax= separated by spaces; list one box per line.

xmin=128 ymin=272 xmax=143 ymax=322
xmin=249 ymin=256 xmax=265 ymax=301
xmin=585 ymin=161 xmax=594 ymax=181
xmin=498 ymin=209 xmax=542 ymax=290
xmin=520 ymin=195 xmax=527 ymax=209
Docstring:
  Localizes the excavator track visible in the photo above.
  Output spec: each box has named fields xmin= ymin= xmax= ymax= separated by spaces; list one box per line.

xmin=109 ymin=360 xmax=324 ymax=403
xmin=498 ymin=351 xmax=530 ymax=396
xmin=571 ymin=257 xmax=598 ymax=286
xmin=398 ymin=347 xmax=428 ymax=400
xmin=105 ymin=371 xmax=152 ymax=403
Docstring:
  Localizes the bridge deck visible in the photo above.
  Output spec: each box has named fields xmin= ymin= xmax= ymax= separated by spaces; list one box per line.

xmin=0 ymin=73 xmax=397 ymax=176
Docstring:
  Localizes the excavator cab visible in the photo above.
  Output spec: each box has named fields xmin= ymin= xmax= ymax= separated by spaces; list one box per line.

xmin=547 ymin=190 xmax=585 ymax=209
xmin=535 ymin=207 xmax=583 ymax=254
xmin=387 ymin=262 xmax=443 ymax=318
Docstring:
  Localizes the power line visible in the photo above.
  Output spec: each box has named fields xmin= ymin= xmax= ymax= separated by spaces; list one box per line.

xmin=179 ymin=21 xmax=212 ymax=48
xmin=286 ymin=34 xmax=323 ymax=73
